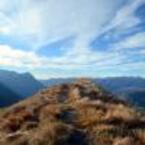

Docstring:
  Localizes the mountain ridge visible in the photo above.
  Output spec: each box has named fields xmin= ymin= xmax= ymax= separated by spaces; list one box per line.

xmin=0 ymin=70 xmax=44 ymax=107
xmin=41 ymin=77 xmax=145 ymax=108
xmin=0 ymin=79 xmax=145 ymax=145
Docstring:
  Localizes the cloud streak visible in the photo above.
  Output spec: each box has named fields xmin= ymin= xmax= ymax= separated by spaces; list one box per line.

xmin=0 ymin=0 xmax=145 ymax=78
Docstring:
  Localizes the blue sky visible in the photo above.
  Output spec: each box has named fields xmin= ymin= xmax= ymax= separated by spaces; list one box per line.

xmin=0 ymin=0 xmax=145 ymax=79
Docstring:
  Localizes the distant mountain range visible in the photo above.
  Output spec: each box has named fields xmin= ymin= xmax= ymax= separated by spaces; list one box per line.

xmin=95 ymin=77 xmax=145 ymax=108
xmin=95 ymin=77 xmax=145 ymax=93
xmin=41 ymin=78 xmax=75 ymax=87
xmin=0 ymin=70 xmax=44 ymax=107
xmin=0 ymin=69 xmax=145 ymax=108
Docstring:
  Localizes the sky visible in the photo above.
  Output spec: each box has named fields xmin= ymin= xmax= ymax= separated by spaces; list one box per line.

xmin=0 ymin=0 xmax=145 ymax=79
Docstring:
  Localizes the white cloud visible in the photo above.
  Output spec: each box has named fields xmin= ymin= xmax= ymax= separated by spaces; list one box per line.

xmin=97 ymin=0 xmax=145 ymax=38
xmin=0 ymin=0 xmax=145 ymax=78
xmin=0 ymin=0 xmax=123 ymax=48
xmin=113 ymin=31 xmax=145 ymax=49
xmin=0 ymin=44 xmax=124 ymax=69
xmin=0 ymin=45 xmax=42 ymax=68
xmin=109 ymin=0 xmax=144 ymax=29
xmin=0 ymin=43 xmax=144 ymax=79
xmin=0 ymin=12 xmax=14 ymax=34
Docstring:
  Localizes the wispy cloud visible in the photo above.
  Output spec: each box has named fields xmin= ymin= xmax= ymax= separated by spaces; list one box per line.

xmin=0 ymin=0 xmax=145 ymax=78
xmin=99 ymin=0 xmax=145 ymax=35
xmin=113 ymin=31 xmax=145 ymax=49
xmin=0 ymin=44 xmax=42 ymax=68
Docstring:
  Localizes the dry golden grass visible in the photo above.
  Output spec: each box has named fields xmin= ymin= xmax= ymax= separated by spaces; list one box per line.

xmin=0 ymin=79 xmax=145 ymax=145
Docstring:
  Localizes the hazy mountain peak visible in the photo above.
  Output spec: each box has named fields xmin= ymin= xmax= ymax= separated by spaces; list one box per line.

xmin=0 ymin=70 xmax=44 ymax=107
xmin=21 ymin=72 xmax=36 ymax=79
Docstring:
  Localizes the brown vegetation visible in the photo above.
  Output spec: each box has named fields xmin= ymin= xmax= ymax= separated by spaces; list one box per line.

xmin=0 ymin=78 xmax=145 ymax=145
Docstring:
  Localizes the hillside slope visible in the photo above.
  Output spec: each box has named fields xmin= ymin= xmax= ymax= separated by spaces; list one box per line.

xmin=0 ymin=70 xmax=44 ymax=98
xmin=0 ymin=79 xmax=145 ymax=145
xmin=123 ymin=89 xmax=145 ymax=108
xmin=0 ymin=82 xmax=20 ymax=107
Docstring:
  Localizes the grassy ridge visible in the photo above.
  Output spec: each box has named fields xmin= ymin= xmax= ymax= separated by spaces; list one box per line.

xmin=0 ymin=79 xmax=145 ymax=145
